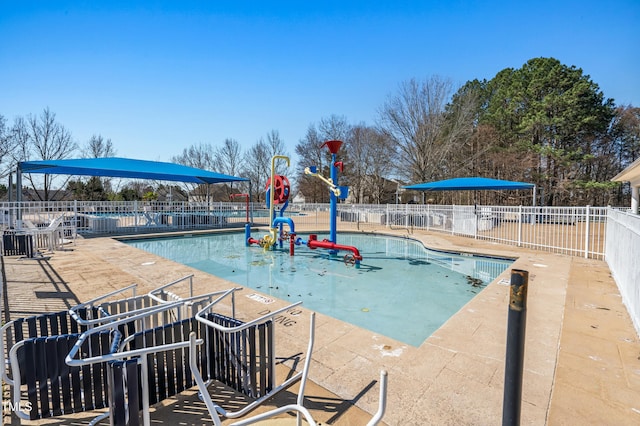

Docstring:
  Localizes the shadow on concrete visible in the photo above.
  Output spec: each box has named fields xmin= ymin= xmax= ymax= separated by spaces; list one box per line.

xmin=1 ymin=255 xmax=81 ymax=322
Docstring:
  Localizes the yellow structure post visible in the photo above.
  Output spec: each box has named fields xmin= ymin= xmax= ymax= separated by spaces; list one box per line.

xmin=266 ymin=155 xmax=290 ymax=247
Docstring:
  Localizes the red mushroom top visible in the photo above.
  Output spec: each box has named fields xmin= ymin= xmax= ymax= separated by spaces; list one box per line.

xmin=321 ymin=140 xmax=343 ymax=154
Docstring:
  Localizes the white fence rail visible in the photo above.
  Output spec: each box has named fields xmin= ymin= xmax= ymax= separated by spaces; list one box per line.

xmin=0 ymin=201 xmax=610 ymax=259
xmin=275 ymin=203 xmax=608 ymax=260
xmin=606 ymin=209 xmax=640 ymax=336
xmin=0 ymin=201 xmax=244 ymax=236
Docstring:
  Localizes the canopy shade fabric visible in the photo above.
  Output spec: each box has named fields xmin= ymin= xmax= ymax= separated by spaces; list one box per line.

xmin=18 ymin=157 xmax=248 ymax=184
xmin=404 ymin=177 xmax=535 ymax=191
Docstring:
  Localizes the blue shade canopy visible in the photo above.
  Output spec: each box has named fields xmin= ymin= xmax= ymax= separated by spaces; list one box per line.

xmin=18 ymin=157 xmax=248 ymax=184
xmin=404 ymin=177 xmax=535 ymax=191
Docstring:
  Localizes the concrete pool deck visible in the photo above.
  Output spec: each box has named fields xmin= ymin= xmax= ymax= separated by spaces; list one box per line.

xmin=2 ymin=228 xmax=639 ymax=425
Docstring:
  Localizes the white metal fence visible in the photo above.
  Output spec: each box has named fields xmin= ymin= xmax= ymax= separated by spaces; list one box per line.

xmin=266 ymin=203 xmax=608 ymax=260
xmin=0 ymin=200 xmax=245 ymax=236
xmin=0 ymin=201 xmax=611 ymax=259
xmin=606 ymin=209 xmax=640 ymax=336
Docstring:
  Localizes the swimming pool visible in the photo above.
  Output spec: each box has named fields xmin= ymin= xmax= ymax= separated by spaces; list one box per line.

xmin=125 ymin=232 xmax=512 ymax=346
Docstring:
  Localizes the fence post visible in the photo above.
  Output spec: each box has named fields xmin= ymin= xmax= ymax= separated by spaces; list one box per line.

xmin=503 ymin=269 xmax=528 ymax=426
xmin=474 ymin=206 xmax=479 ymax=240
xmin=405 ymin=203 xmax=408 ymax=229
xmin=134 ymin=200 xmax=139 ymax=231
xmin=584 ymin=205 xmax=591 ymax=258
xmin=386 ymin=204 xmax=390 ymax=228
xmin=517 ymin=205 xmax=523 ymax=247
xmin=451 ymin=204 xmax=455 ymax=235
xmin=73 ymin=200 xmax=78 ymax=235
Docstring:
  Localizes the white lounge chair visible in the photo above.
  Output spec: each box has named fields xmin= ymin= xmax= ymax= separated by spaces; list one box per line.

xmin=19 ymin=214 xmax=68 ymax=252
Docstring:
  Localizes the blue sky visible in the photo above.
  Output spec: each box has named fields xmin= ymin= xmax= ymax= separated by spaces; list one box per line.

xmin=1 ymin=1 xmax=638 ymax=168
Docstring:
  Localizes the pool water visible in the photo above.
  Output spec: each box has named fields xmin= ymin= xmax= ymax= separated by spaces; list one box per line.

xmin=125 ymin=232 xmax=512 ymax=346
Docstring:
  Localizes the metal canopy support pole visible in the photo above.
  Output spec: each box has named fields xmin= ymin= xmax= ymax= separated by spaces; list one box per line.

xmin=532 ymin=185 xmax=537 ymax=207
xmin=16 ymin=166 xmax=22 ymax=224
xmin=249 ymin=180 xmax=253 ymax=225
xmin=8 ymin=172 xmax=14 ymax=228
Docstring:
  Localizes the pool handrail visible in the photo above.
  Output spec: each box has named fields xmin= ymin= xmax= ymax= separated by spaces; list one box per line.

xmin=366 ymin=370 xmax=389 ymax=426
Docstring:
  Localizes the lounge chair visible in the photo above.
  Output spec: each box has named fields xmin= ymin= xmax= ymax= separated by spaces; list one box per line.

xmin=1 ymin=275 xmax=223 ymax=425
xmin=188 ymin=290 xmax=388 ymax=426
xmin=19 ymin=214 xmax=69 ymax=252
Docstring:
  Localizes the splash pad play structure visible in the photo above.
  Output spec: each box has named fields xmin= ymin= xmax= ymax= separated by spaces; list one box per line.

xmin=246 ymin=140 xmax=363 ymax=267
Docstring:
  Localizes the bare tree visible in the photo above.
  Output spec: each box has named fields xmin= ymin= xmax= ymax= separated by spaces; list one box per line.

xmin=318 ymin=114 xmax=350 ymax=142
xmin=294 ymin=116 xmax=352 ymax=203
xmin=243 ymin=140 xmax=270 ymax=203
xmin=213 ymin=139 xmax=244 ymax=175
xmin=347 ymin=124 xmax=397 ymax=203
xmin=0 ymin=114 xmax=18 ymax=179
xmin=378 ymin=76 xmax=460 ymax=185
xmin=171 ymin=143 xmax=216 ymax=202
xmin=82 ymin=134 xmax=117 ymax=158
xmin=295 ymin=124 xmax=330 ymax=203
xmin=243 ymin=130 xmax=290 ymax=203
xmin=12 ymin=108 xmax=77 ymax=200
xmin=171 ymin=143 xmax=216 ymax=169
xmin=79 ymin=134 xmax=118 ymax=195
xmin=212 ymin=138 xmax=246 ymax=199
xmin=265 ymin=130 xmax=290 ymax=174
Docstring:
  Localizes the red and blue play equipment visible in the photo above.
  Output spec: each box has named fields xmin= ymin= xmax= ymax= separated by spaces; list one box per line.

xmin=246 ymin=143 xmax=362 ymax=267
xmin=306 ymin=234 xmax=362 ymax=265
xmin=265 ymin=175 xmax=290 ymax=205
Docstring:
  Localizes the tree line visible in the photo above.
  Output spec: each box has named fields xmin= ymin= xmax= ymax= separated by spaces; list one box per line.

xmin=1 ymin=57 xmax=638 ymax=206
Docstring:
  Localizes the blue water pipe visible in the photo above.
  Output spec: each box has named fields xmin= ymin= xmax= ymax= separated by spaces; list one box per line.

xmin=273 ymin=216 xmax=295 ymax=235
xmin=245 ymin=223 xmax=251 ymax=246
xmin=329 ymin=151 xmax=338 ymax=247
xmin=273 ymin=198 xmax=295 ymax=248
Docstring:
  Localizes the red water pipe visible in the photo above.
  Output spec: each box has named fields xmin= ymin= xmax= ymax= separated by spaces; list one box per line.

xmin=289 ymin=233 xmax=296 ymax=256
xmin=230 ymin=193 xmax=250 ymax=223
xmin=306 ymin=234 xmax=362 ymax=260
